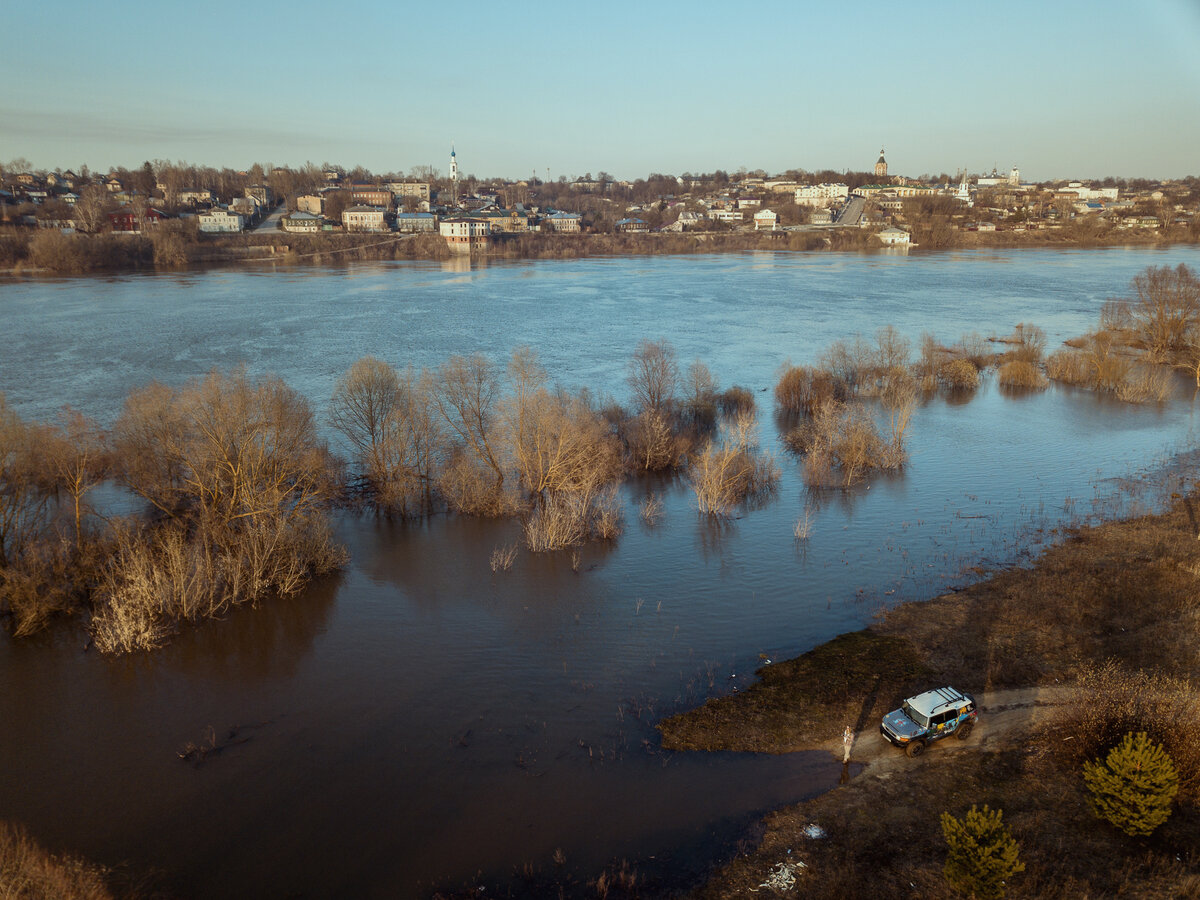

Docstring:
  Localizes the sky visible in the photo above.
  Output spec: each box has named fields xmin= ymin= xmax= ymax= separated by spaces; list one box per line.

xmin=5 ymin=0 xmax=1200 ymax=183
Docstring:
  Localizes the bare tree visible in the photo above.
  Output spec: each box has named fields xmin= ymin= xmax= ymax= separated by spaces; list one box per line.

xmin=627 ymin=338 xmax=678 ymax=413
xmin=73 ymin=184 xmax=111 ymax=234
xmin=435 ymin=354 xmax=506 ymax=490
xmin=45 ymin=407 xmax=108 ymax=549
xmin=1128 ymin=264 xmax=1200 ymax=361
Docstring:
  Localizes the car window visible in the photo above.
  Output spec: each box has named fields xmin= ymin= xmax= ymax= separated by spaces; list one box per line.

xmin=902 ymin=702 xmax=929 ymax=727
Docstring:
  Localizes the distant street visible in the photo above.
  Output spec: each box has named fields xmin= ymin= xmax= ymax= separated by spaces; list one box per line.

xmin=834 ymin=196 xmax=865 ymax=226
xmin=252 ymin=204 xmax=285 ymax=233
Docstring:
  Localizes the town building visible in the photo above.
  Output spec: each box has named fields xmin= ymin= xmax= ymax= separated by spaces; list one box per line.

xmin=342 ymin=205 xmax=387 ymax=232
xmin=439 ymin=217 xmax=490 ymax=252
xmin=386 ymin=182 xmax=431 ymax=203
xmin=394 ymin=212 xmax=438 ymax=233
xmin=197 ymin=209 xmax=245 ymax=233
xmin=281 ymin=211 xmax=322 ymax=233
xmin=615 ymin=217 xmax=649 ymax=233
xmin=351 ymin=185 xmax=393 ymax=208
xmin=108 ymin=206 xmax=169 ymax=233
xmin=877 ymin=225 xmax=911 ymax=245
xmin=543 ymin=211 xmax=582 ymax=233
xmin=795 ymin=183 xmax=850 ymax=207
xmin=296 ymin=194 xmax=325 ymax=216
xmin=754 ymin=209 xmax=779 ymax=231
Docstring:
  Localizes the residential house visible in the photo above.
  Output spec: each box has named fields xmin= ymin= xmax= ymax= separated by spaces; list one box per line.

xmin=794 ymin=183 xmax=850 ymax=207
xmin=394 ymin=212 xmax=437 ymax=233
xmin=245 ymin=184 xmax=273 ymax=207
xmin=342 ymin=205 xmax=387 ymax=232
xmin=197 ymin=209 xmax=245 ymax=233
xmin=296 ymin=194 xmax=325 ymax=216
xmin=737 ymin=196 xmax=762 ymax=210
xmin=753 ymin=209 xmax=779 ymax=231
xmin=351 ymin=185 xmax=393 ymax=208
xmin=877 ymin=226 xmax=911 ymax=245
xmin=105 ymin=177 xmax=124 ymax=192
xmin=543 ymin=212 xmax=582 ymax=233
xmin=281 ymin=211 xmax=322 ymax=233
xmin=385 ymin=181 xmax=431 ymax=203
xmin=439 ymin=217 xmax=491 ymax=252
xmin=478 ymin=209 xmax=529 ymax=233
xmin=709 ymin=208 xmax=742 ymax=224
xmin=179 ymin=190 xmax=215 ymax=206
xmin=615 ymin=217 xmax=649 ymax=233
xmin=810 ymin=208 xmax=833 ymax=225
xmin=108 ymin=205 xmax=169 ymax=233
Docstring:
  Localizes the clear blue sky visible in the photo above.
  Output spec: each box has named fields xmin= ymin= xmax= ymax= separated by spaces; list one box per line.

xmin=5 ymin=0 xmax=1200 ymax=182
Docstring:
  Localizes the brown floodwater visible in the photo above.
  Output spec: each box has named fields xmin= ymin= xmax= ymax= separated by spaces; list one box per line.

xmin=1 ymin=247 xmax=1198 ymax=896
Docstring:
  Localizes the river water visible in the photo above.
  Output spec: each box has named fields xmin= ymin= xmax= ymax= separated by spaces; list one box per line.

xmin=1 ymin=246 xmax=1198 ymax=897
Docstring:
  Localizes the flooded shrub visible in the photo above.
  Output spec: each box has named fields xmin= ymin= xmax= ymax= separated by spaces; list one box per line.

xmin=0 ymin=820 xmax=114 ymax=900
xmin=626 ymin=339 xmax=678 ymax=413
xmin=1100 ymin=298 xmax=1134 ymax=332
xmin=1045 ymin=348 xmax=1090 ymax=385
xmin=331 ymin=357 xmax=443 ymax=517
xmin=937 ymin=358 xmax=980 ymax=390
xmin=435 ymin=354 xmax=508 ymax=498
xmin=1115 ymin=365 xmax=1173 ymax=403
xmin=957 ymin=331 xmax=994 ymax=369
xmin=625 ymin=408 xmax=687 ymax=472
xmin=1007 ymin=323 xmax=1047 ymax=365
xmin=523 ymin=486 xmax=623 ymax=551
xmin=996 ymin=360 xmax=1048 ymax=390
xmin=437 ymin=451 xmax=518 ymax=516
xmin=689 ymin=413 xmax=779 ymax=516
xmin=1127 ymin=263 xmax=1200 ymax=361
xmin=774 ymin=365 xmax=848 ymax=416
xmin=489 ymin=543 xmax=518 ymax=572
xmin=819 ymin=335 xmax=875 ymax=388
xmin=717 ymin=385 xmax=755 ymax=417
xmin=681 ymin=359 xmax=718 ymax=432
xmin=639 ymin=494 xmax=664 ymax=525
xmin=787 ymin=402 xmax=904 ymax=487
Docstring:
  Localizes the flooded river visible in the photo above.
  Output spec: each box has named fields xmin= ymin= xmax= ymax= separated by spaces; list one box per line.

xmin=1 ymin=246 xmax=1198 ymax=896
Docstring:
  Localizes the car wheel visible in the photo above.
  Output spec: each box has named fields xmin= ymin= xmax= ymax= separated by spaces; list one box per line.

xmin=956 ymin=722 xmax=974 ymax=741
xmin=905 ymin=740 xmax=926 ymax=758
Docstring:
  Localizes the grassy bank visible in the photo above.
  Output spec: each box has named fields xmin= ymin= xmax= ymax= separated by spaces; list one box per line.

xmin=660 ymin=484 xmax=1200 ymax=897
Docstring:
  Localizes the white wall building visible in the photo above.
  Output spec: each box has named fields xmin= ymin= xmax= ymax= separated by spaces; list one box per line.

xmin=197 ymin=209 xmax=245 ymax=233
xmin=794 ymin=183 xmax=849 ymax=207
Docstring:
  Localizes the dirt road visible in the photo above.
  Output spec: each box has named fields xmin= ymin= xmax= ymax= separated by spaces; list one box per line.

xmin=837 ymin=686 xmax=1072 ymax=772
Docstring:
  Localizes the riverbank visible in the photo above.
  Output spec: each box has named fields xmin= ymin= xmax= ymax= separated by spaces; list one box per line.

xmin=661 ymin=476 xmax=1200 ymax=898
xmin=1 ymin=222 xmax=1196 ymax=276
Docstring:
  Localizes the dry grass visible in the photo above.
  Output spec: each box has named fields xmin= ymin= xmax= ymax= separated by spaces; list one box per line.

xmin=937 ymin=358 xmax=980 ymax=390
xmin=0 ymin=821 xmax=114 ymax=900
xmin=1116 ymin=365 xmax=1173 ymax=403
xmin=996 ymin=359 xmax=1048 ymax=390
xmin=793 ymin=509 xmax=814 ymax=540
xmin=489 ymin=543 xmax=518 ymax=572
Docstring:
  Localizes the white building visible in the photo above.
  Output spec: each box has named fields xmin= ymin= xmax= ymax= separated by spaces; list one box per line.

xmin=197 ymin=209 xmax=245 ymax=233
xmin=440 ymin=217 xmax=490 ymax=252
xmin=877 ymin=226 xmax=911 ymax=245
xmin=794 ymin=183 xmax=849 ymax=207
xmin=281 ymin=211 xmax=322 ymax=233
xmin=342 ymin=205 xmax=387 ymax=232
xmin=754 ymin=209 xmax=779 ymax=231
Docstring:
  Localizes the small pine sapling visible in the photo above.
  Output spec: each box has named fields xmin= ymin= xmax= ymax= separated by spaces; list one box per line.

xmin=1083 ymin=731 xmax=1179 ymax=836
xmin=940 ymin=804 xmax=1025 ymax=899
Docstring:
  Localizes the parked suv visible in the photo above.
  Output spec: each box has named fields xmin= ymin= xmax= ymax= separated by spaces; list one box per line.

xmin=880 ymin=686 xmax=977 ymax=757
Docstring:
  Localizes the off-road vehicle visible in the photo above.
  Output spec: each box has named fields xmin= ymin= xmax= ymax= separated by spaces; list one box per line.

xmin=879 ymin=686 xmax=977 ymax=757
